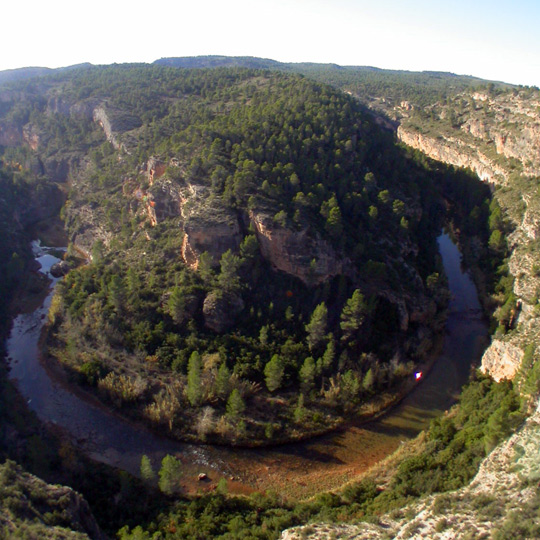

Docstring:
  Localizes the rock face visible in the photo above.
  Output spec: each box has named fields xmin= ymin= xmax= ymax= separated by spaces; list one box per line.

xmin=0 ymin=460 xmax=106 ymax=540
xmin=397 ymin=127 xmax=508 ymax=184
xmin=397 ymin=89 xmax=540 ymax=184
xmin=181 ymin=200 xmax=242 ymax=270
xmin=67 ymin=202 xmax=113 ymax=261
xmin=92 ymin=105 xmax=141 ymax=153
xmin=250 ymin=211 xmax=344 ymax=285
xmin=203 ymin=291 xmax=244 ymax=332
xmin=480 ymin=339 xmax=524 ymax=382
xmin=50 ymin=260 xmax=71 ymax=277
xmin=281 ymin=395 xmax=540 ymax=539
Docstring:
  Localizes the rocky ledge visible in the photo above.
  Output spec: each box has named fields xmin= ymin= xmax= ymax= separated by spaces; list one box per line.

xmin=281 ymin=395 xmax=540 ymax=539
xmin=0 ymin=460 xmax=105 ymax=539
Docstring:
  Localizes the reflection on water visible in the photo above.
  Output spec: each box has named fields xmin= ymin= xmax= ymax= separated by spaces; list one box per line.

xmin=5 ymin=234 xmax=488 ymax=494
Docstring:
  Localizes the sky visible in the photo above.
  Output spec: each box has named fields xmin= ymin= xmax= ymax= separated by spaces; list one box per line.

xmin=2 ymin=0 xmax=539 ymax=87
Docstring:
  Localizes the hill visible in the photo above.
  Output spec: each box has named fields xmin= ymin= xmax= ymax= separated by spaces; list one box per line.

xmin=0 ymin=65 xmax=451 ymax=445
xmin=1 ymin=59 xmax=539 ymax=538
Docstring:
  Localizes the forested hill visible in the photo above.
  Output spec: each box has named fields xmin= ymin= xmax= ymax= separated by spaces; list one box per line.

xmin=0 ymin=65 xmax=451 ymax=445
xmin=154 ymin=55 xmax=512 ymax=109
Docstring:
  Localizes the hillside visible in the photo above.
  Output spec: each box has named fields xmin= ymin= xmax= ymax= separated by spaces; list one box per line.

xmin=0 ymin=65 xmax=451 ymax=446
xmin=0 ymin=59 xmax=539 ymax=539
xmin=0 ymin=460 xmax=105 ymax=539
xmin=279 ymin=77 xmax=540 ymax=540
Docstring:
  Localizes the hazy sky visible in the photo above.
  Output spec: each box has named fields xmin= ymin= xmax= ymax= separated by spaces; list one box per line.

xmin=3 ymin=0 xmax=539 ymax=86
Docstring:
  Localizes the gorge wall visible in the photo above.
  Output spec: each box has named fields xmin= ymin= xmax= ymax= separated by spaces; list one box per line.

xmin=396 ymin=89 xmax=540 ymax=384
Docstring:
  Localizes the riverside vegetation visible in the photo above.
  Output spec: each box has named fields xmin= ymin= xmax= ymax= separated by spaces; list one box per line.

xmin=3 ymin=65 xmax=451 ymax=445
xmin=0 ymin=60 xmax=538 ymax=538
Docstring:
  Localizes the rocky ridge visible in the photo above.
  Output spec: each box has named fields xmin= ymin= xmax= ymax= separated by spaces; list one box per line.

xmin=394 ymin=89 xmax=540 ymax=382
xmin=281 ymin=394 xmax=540 ymax=539
xmin=0 ymin=460 xmax=105 ymax=540
xmin=397 ymin=89 xmax=540 ymax=184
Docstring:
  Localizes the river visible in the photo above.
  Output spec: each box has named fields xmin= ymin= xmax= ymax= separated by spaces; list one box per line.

xmin=5 ymin=234 xmax=488 ymax=498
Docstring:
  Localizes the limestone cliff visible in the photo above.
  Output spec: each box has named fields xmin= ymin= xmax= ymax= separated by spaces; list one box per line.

xmin=250 ymin=210 xmax=345 ymax=285
xmin=480 ymin=339 xmax=524 ymax=382
xmin=397 ymin=127 xmax=508 ymax=184
xmin=397 ymin=89 xmax=540 ymax=183
xmin=0 ymin=460 xmax=106 ymax=540
xmin=281 ymin=394 xmax=540 ymax=539
xmin=182 ymin=203 xmax=242 ymax=269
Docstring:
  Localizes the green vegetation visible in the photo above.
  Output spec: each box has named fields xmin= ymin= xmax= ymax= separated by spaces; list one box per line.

xmin=116 ymin=374 xmax=524 ymax=539
xmin=0 ymin=65 xmax=453 ymax=443
xmin=1 ymin=60 xmax=538 ymax=539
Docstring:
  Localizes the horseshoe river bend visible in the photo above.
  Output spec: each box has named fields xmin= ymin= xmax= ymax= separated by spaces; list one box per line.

xmin=4 ymin=233 xmax=488 ymax=498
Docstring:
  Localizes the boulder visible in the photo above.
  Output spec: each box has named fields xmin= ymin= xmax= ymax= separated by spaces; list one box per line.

xmin=50 ymin=260 xmax=71 ymax=278
xmin=203 ymin=291 xmax=244 ymax=333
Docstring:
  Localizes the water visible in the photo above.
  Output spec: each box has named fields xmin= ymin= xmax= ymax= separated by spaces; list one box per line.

xmin=4 ymin=234 xmax=488 ymax=495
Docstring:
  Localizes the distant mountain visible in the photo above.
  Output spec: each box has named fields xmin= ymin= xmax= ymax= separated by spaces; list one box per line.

xmin=0 ymin=63 xmax=93 ymax=86
xmin=155 ymin=55 xmax=285 ymax=70
xmin=152 ymin=56 xmax=511 ymax=110
xmin=0 ymin=67 xmax=53 ymax=85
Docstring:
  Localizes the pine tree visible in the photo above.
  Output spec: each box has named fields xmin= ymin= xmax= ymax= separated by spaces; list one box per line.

xmin=299 ymin=357 xmax=316 ymax=394
xmin=158 ymin=454 xmax=182 ymax=495
xmin=340 ymin=289 xmax=368 ymax=344
xmin=264 ymin=354 xmax=284 ymax=392
xmin=305 ymin=302 xmax=328 ymax=352
xmin=218 ymin=249 xmax=241 ymax=291
xmin=140 ymin=454 xmax=155 ymax=484
xmin=215 ymin=362 xmax=231 ymax=399
xmin=187 ymin=351 xmax=203 ymax=406
xmin=363 ymin=368 xmax=375 ymax=392
xmin=226 ymin=389 xmax=246 ymax=418
xmin=168 ymin=286 xmax=186 ymax=324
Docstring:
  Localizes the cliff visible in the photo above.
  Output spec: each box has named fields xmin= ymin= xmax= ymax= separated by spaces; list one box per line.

xmin=282 ymin=394 xmax=540 ymax=539
xmin=397 ymin=127 xmax=508 ymax=184
xmin=0 ymin=460 xmax=105 ymax=540
xmin=397 ymin=89 xmax=540 ymax=183
xmin=250 ymin=210 xmax=346 ymax=285
xmin=396 ymin=88 xmax=540 ymax=383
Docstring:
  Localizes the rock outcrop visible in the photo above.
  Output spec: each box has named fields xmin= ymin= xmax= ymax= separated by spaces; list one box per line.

xmin=397 ymin=127 xmax=508 ymax=184
xmin=181 ymin=199 xmax=242 ymax=269
xmin=397 ymin=89 xmax=540 ymax=185
xmin=250 ymin=211 xmax=344 ymax=285
xmin=0 ymin=460 xmax=106 ymax=540
xmin=480 ymin=339 xmax=524 ymax=382
xmin=92 ymin=105 xmax=141 ymax=153
xmin=203 ymin=290 xmax=244 ymax=332
xmin=281 ymin=395 xmax=540 ymax=539
xmin=50 ymin=260 xmax=71 ymax=277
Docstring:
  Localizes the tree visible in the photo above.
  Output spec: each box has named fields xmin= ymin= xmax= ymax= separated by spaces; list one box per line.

xmin=264 ymin=354 xmax=284 ymax=392
xmin=305 ymin=302 xmax=328 ymax=352
xmin=168 ymin=287 xmax=187 ymax=324
xmin=325 ymin=206 xmax=343 ymax=238
xmin=198 ymin=251 xmax=214 ymax=283
xmin=299 ymin=357 xmax=316 ymax=394
xmin=318 ymin=339 xmax=335 ymax=374
xmin=363 ymin=368 xmax=375 ymax=392
xmin=108 ymin=275 xmax=126 ymax=313
xmin=187 ymin=351 xmax=203 ymax=406
xmin=226 ymin=389 xmax=246 ymax=418
xmin=340 ymin=289 xmax=369 ymax=344
xmin=294 ymin=394 xmax=306 ymax=423
xmin=158 ymin=454 xmax=182 ymax=495
xmin=218 ymin=249 xmax=241 ymax=291
xmin=140 ymin=454 xmax=155 ymax=484
xmin=215 ymin=362 xmax=231 ymax=399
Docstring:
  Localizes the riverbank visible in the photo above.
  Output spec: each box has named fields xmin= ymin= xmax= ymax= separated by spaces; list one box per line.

xmin=4 ymin=232 xmax=488 ymax=500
